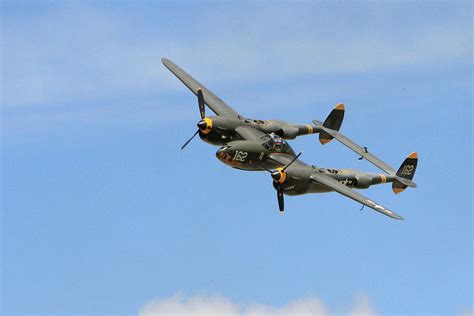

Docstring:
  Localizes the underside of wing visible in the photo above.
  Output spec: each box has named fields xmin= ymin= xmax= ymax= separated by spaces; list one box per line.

xmin=162 ymin=58 xmax=241 ymax=118
xmin=313 ymin=120 xmax=397 ymax=175
xmin=310 ymin=172 xmax=404 ymax=220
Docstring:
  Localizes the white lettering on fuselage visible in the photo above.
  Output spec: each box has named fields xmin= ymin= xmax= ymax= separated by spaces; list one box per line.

xmin=233 ymin=151 xmax=248 ymax=162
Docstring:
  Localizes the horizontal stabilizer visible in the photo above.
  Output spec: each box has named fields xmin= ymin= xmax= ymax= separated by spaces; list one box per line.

xmin=395 ymin=176 xmax=417 ymax=188
xmin=313 ymin=120 xmax=397 ymax=175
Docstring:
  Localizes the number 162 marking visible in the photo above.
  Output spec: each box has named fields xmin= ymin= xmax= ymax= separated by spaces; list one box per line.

xmin=233 ymin=151 xmax=248 ymax=162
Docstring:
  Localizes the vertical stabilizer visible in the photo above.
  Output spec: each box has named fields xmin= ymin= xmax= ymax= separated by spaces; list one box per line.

xmin=319 ymin=103 xmax=345 ymax=144
xmin=393 ymin=152 xmax=418 ymax=194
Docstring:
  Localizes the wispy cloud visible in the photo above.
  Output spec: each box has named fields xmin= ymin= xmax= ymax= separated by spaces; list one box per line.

xmin=1 ymin=2 xmax=470 ymax=137
xmin=1 ymin=3 xmax=470 ymax=109
xmin=139 ymin=293 xmax=375 ymax=316
xmin=2 ymin=4 xmax=173 ymax=108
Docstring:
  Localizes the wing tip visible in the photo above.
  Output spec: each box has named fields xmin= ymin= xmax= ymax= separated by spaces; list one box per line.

xmin=161 ymin=57 xmax=173 ymax=67
xmin=388 ymin=211 xmax=404 ymax=220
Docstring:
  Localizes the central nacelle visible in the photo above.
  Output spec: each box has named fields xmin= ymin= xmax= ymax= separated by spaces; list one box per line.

xmin=215 ymin=140 xmax=266 ymax=171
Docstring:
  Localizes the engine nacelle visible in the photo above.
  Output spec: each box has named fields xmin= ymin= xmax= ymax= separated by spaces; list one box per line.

xmin=275 ymin=126 xmax=299 ymax=140
xmin=199 ymin=130 xmax=233 ymax=146
xmin=197 ymin=116 xmax=239 ymax=146
xmin=353 ymin=176 xmax=372 ymax=189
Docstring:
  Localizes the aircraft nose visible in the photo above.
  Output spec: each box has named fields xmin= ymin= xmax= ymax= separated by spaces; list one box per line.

xmin=216 ymin=146 xmax=232 ymax=161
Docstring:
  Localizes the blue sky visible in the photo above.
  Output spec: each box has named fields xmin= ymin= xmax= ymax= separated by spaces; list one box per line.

xmin=1 ymin=1 xmax=472 ymax=315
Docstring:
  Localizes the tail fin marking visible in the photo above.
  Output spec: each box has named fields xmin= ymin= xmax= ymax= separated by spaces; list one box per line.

xmin=392 ymin=152 xmax=418 ymax=194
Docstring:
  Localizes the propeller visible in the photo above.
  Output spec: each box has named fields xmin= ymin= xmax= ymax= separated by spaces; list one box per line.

xmin=180 ymin=130 xmax=199 ymax=150
xmin=276 ymin=182 xmax=284 ymax=212
xmin=197 ymin=88 xmax=205 ymax=119
xmin=181 ymin=88 xmax=212 ymax=150
xmin=262 ymin=152 xmax=302 ymax=213
xmin=282 ymin=152 xmax=301 ymax=171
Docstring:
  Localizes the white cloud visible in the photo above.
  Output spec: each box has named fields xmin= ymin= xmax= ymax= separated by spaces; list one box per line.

xmin=139 ymin=293 xmax=375 ymax=316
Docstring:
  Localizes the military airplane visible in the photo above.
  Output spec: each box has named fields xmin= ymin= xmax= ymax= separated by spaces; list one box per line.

xmin=162 ymin=58 xmax=418 ymax=220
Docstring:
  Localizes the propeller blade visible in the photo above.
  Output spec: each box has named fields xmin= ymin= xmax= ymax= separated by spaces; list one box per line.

xmin=282 ymin=152 xmax=302 ymax=171
xmin=197 ymin=89 xmax=205 ymax=119
xmin=276 ymin=182 xmax=284 ymax=212
xmin=180 ymin=130 xmax=200 ymax=150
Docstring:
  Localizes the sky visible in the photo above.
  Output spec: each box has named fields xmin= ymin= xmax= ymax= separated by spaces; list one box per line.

xmin=1 ymin=1 xmax=472 ymax=315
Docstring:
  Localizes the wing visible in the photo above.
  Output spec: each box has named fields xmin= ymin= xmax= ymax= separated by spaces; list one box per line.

xmin=162 ymin=58 xmax=241 ymax=118
xmin=313 ymin=120 xmax=397 ymax=174
xmin=234 ymin=125 xmax=266 ymax=140
xmin=310 ymin=172 xmax=404 ymax=220
xmin=266 ymin=153 xmax=309 ymax=168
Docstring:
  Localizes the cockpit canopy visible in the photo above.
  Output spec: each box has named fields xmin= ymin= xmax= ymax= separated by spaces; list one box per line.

xmin=261 ymin=133 xmax=295 ymax=155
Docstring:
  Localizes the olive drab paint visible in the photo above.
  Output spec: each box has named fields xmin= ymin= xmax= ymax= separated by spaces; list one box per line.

xmin=162 ymin=58 xmax=418 ymax=220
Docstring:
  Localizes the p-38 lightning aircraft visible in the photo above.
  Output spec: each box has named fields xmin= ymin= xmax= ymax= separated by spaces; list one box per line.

xmin=162 ymin=58 xmax=418 ymax=220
